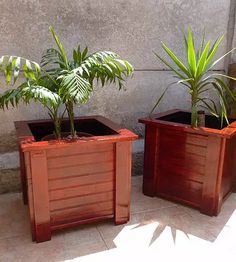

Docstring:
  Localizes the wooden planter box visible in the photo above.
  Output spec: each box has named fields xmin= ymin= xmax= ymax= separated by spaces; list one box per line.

xmin=139 ymin=109 xmax=236 ymax=216
xmin=15 ymin=116 xmax=137 ymax=242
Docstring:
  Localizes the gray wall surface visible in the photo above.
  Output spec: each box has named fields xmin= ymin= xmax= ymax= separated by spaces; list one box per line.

xmin=0 ymin=0 xmax=235 ymax=192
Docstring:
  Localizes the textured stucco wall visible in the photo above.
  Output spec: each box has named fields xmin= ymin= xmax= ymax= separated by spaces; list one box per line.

xmin=0 ymin=0 xmax=233 ymax=192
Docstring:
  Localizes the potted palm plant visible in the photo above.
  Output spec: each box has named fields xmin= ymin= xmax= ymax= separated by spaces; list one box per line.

xmin=0 ymin=27 xmax=137 ymax=242
xmin=139 ymin=28 xmax=236 ymax=216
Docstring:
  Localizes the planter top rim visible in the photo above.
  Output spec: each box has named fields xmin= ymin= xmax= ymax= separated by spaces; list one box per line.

xmin=15 ymin=115 xmax=138 ymax=151
xmin=139 ymin=109 xmax=236 ymax=139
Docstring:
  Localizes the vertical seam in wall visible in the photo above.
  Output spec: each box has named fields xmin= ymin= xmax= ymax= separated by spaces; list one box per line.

xmin=224 ymin=0 xmax=236 ymax=73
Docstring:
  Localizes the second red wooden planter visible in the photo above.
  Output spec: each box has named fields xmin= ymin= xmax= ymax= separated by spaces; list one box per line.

xmin=15 ymin=116 xmax=137 ymax=242
xmin=139 ymin=109 xmax=236 ymax=216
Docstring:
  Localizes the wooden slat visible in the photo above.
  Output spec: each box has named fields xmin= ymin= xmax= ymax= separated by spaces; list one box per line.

xmin=49 ymin=181 xmax=114 ymax=201
xmin=161 ymin=129 xmax=207 ymax=147
xmin=159 ymin=157 xmax=205 ymax=175
xmin=185 ymin=134 xmax=207 ymax=147
xmin=47 ymin=151 xmax=113 ymax=169
xmin=158 ymin=174 xmax=203 ymax=206
xmin=47 ymin=143 xmax=113 ymax=158
xmin=201 ymin=136 xmax=224 ymax=215
xmin=25 ymin=152 xmax=36 ymax=241
xmin=160 ymin=141 xmax=206 ymax=157
xmin=51 ymin=209 xmax=113 ymax=228
xmin=50 ymin=191 xmax=114 ymax=211
xmin=49 ymin=171 xmax=114 ymax=191
xmin=161 ymin=149 xmax=206 ymax=167
xmin=48 ymin=161 xmax=114 ymax=179
xmin=221 ymin=139 xmax=233 ymax=198
xmin=115 ymin=141 xmax=132 ymax=224
xmin=51 ymin=201 xmax=113 ymax=224
xmin=143 ymin=125 xmax=160 ymax=196
xmin=19 ymin=145 xmax=28 ymax=204
xmin=30 ymin=150 xmax=51 ymax=242
xmin=229 ymin=136 xmax=236 ymax=192
xmin=160 ymin=165 xmax=204 ymax=183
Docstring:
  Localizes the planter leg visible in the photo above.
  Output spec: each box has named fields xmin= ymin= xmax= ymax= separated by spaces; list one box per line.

xmin=115 ymin=141 xmax=132 ymax=225
xmin=201 ymin=136 xmax=224 ymax=216
xmin=19 ymin=146 xmax=28 ymax=205
xmin=142 ymin=126 xmax=159 ymax=197
xmin=31 ymin=150 xmax=51 ymax=242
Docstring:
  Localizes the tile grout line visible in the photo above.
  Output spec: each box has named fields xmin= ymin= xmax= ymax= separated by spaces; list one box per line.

xmin=130 ymin=204 xmax=178 ymax=215
xmin=96 ymin=226 xmax=110 ymax=250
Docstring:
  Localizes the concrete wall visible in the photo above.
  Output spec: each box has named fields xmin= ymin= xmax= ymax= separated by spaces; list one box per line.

xmin=0 ymin=0 xmax=234 ymax=192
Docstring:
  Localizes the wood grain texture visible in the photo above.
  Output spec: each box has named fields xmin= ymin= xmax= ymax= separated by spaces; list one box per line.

xmin=24 ymin=152 xmax=36 ymax=242
xmin=51 ymin=201 xmax=113 ymax=225
xmin=201 ymin=136 xmax=224 ymax=215
xmin=142 ymin=125 xmax=159 ymax=196
xmin=30 ymin=150 xmax=51 ymax=242
xmin=18 ymin=145 xmax=28 ymax=205
xmin=157 ymin=129 xmax=205 ymax=207
xmin=115 ymin=141 xmax=132 ymax=224
xmin=50 ymin=191 xmax=114 ymax=211
xmin=230 ymin=136 xmax=236 ymax=192
xmin=139 ymin=110 xmax=236 ymax=216
xmin=48 ymin=161 xmax=114 ymax=179
xmin=16 ymin=116 xmax=137 ymax=242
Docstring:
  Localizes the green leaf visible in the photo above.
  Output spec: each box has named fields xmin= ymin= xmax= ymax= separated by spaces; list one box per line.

xmin=13 ymin=57 xmax=21 ymax=84
xmin=187 ymin=28 xmax=197 ymax=76
xmin=49 ymin=26 xmax=69 ymax=69
xmin=73 ymin=49 xmax=78 ymax=64
xmin=198 ymin=98 xmax=219 ymax=117
xmin=196 ymin=41 xmax=210 ymax=78
xmin=82 ymin=47 xmax=88 ymax=60
xmin=213 ymin=77 xmax=235 ymax=100
xmin=161 ymin=42 xmax=190 ymax=77
xmin=0 ymin=56 xmax=4 ymax=70
xmin=209 ymin=47 xmax=236 ymax=69
xmin=210 ymin=73 xmax=236 ymax=81
xmin=205 ymin=35 xmax=224 ymax=67
xmin=150 ymin=86 xmax=169 ymax=114
xmin=153 ymin=52 xmax=186 ymax=79
xmin=4 ymin=56 xmax=13 ymax=84
xmin=198 ymin=29 xmax=205 ymax=59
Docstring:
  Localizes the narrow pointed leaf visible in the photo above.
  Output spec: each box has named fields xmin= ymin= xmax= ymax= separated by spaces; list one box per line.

xmin=187 ymin=28 xmax=197 ymax=76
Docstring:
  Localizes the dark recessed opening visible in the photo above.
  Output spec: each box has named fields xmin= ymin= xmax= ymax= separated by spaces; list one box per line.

xmin=157 ymin=111 xmax=235 ymax=130
xmin=28 ymin=118 xmax=119 ymax=141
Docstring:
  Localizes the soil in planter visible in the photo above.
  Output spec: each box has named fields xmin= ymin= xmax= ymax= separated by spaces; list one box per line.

xmin=41 ymin=132 xmax=93 ymax=141
xmin=157 ymin=111 xmax=235 ymax=130
xmin=28 ymin=118 xmax=119 ymax=141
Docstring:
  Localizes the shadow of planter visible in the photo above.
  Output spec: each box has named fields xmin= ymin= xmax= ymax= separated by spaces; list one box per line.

xmin=15 ymin=115 xmax=137 ymax=243
xmin=139 ymin=109 xmax=236 ymax=216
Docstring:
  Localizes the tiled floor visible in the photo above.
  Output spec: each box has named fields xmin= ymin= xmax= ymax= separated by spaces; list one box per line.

xmin=1 ymin=176 xmax=236 ymax=261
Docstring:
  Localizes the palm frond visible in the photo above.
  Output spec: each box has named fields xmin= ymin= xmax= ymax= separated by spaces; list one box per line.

xmin=0 ymin=55 xmax=40 ymax=84
xmin=58 ymin=72 xmax=92 ymax=103
xmin=0 ymin=83 xmax=60 ymax=110
xmin=49 ymin=26 xmax=69 ymax=69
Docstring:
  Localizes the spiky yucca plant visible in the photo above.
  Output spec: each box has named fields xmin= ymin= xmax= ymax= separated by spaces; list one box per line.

xmin=0 ymin=27 xmax=133 ymax=139
xmin=153 ymin=28 xmax=236 ymax=127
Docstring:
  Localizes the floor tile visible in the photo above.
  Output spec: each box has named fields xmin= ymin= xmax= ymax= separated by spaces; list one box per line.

xmin=0 ymin=176 xmax=236 ymax=261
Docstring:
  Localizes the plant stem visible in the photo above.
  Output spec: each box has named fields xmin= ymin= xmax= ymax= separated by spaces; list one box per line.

xmin=53 ymin=116 xmax=61 ymax=140
xmin=191 ymin=86 xmax=198 ymax=128
xmin=67 ymin=101 xmax=76 ymax=138
xmin=46 ymin=106 xmax=62 ymax=140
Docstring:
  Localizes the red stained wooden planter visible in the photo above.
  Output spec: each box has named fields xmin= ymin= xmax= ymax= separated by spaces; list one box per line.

xmin=139 ymin=109 xmax=236 ymax=216
xmin=15 ymin=116 xmax=137 ymax=242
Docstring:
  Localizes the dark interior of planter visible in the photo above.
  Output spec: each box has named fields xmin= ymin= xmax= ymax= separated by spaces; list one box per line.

xmin=157 ymin=111 xmax=235 ymax=130
xmin=28 ymin=118 xmax=119 ymax=141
